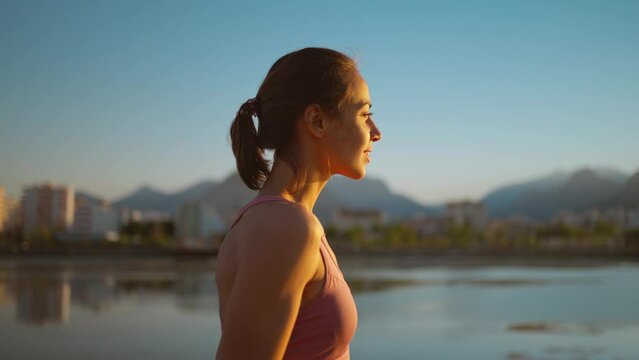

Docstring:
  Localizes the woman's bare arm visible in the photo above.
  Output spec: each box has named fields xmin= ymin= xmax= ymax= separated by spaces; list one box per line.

xmin=216 ymin=205 xmax=321 ymax=360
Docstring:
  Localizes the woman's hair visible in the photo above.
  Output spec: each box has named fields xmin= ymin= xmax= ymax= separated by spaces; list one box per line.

xmin=230 ymin=47 xmax=358 ymax=190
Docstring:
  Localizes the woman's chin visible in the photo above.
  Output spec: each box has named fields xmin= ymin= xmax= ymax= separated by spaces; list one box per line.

xmin=338 ymin=167 xmax=366 ymax=180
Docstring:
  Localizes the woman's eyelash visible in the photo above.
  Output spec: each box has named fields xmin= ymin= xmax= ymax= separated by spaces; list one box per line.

xmin=363 ymin=112 xmax=374 ymax=118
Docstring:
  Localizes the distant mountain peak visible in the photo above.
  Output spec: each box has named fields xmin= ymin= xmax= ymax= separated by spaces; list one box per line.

xmin=562 ymin=168 xmax=619 ymax=190
xmin=221 ymin=171 xmax=243 ymax=185
xmin=75 ymin=190 xmax=107 ymax=207
xmin=627 ymin=171 xmax=639 ymax=185
xmin=483 ymin=166 xmax=630 ymax=220
xmin=590 ymin=166 xmax=629 ymax=184
xmin=566 ymin=168 xmax=600 ymax=183
xmin=135 ymin=184 xmax=165 ymax=195
xmin=612 ymin=170 xmax=639 ymax=206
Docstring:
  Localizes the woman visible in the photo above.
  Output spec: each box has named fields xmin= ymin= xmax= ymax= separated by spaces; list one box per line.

xmin=215 ymin=47 xmax=382 ymax=360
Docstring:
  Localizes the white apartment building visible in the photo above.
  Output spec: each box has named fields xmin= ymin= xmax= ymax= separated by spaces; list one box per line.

xmin=445 ymin=201 xmax=487 ymax=230
xmin=176 ymin=202 xmax=225 ymax=248
xmin=332 ymin=208 xmax=386 ymax=231
xmin=22 ymin=183 xmax=75 ymax=236
xmin=72 ymin=200 xmax=120 ymax=241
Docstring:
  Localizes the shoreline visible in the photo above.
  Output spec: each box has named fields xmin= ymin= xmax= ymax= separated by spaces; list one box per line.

xmin=1 ymin=249 xmax=637 ymax=269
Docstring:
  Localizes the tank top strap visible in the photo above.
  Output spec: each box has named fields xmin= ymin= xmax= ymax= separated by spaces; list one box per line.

xmin=228 ymin=195 xmax=294 ymax=230
xmin=319 ymin=234 xmax=344 ymax=278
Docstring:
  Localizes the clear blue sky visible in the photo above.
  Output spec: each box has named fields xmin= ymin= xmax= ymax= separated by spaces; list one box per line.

xmin=1 ymin=0 xmax=638 ymax=204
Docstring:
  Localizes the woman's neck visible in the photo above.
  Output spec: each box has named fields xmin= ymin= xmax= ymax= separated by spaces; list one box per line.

xmin=259 ymin=158 xmax=329 ymax=212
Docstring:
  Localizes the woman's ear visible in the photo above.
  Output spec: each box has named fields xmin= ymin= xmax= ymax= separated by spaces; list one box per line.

xmin=301 ymin=104 xmax=327 ymax=138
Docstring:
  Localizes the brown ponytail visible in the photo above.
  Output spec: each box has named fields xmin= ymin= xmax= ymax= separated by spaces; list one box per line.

xmin=230 ymin=47 xmax=358 ymax=191
xmin=230 ymin=98 xmax=270 ymax=190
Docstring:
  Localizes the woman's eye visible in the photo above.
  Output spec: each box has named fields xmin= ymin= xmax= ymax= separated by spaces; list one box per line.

xmin=363 ymin=112 xmax=374 ymax=119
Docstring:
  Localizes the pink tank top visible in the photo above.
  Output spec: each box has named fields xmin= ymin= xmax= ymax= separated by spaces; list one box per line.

xmin=224 ymin=195 xmax=358 ymax=360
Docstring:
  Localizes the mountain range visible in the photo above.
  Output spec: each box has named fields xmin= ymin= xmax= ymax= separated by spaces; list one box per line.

xmin=111 ymin=180 xmax=219 ymax=215
xmin=111 ymin=173 xmax=437 ymax=224
xmin=103 ymin=167 xmax=639 ymax=223
xmin=481 ymin=168 xmax=639 ymax=220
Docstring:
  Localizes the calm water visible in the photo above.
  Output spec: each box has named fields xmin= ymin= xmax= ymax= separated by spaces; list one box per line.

xmin=0 ymin=257 xmax=638 ymax=360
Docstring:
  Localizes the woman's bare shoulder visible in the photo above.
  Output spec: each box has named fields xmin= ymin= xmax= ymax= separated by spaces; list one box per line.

xmin=238 ymin=201 xmax=323 ymax=264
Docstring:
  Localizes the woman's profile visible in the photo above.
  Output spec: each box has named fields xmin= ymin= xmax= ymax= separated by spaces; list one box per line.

xmin=215 ymin=47 xmax=382 ymax=360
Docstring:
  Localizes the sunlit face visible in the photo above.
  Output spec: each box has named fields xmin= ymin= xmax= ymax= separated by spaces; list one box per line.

xmin=326 ymin=73 xmax=382 ymax=179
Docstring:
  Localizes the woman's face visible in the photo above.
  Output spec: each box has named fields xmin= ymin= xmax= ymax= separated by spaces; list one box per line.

xmin=326 ymin=74 xmax=382 ymax=179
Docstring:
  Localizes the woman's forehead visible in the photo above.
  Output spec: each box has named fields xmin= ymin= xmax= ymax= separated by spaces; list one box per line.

xmin=349 ymin=77 xmax=371 ymax=108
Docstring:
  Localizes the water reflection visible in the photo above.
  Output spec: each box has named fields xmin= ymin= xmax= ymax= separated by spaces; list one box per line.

xmin=1 ymin=259 xmax=638 ymax=360
xmin=72 ymin=274 xmax=118 ymax=311
xmin=16 ymin=275 xmax=70 ymax=325
xmin=0 ymin=262 xmax=616 ymax=328
xmin=0 ymin=261 xmax=219 ymax=326
xmin=174 ymin=273 xmax=218 ymax=312
xmin=0 ymin=279 xmax=10 ymax=307
xmin=507 ymin=321 xmax=602 ymax=335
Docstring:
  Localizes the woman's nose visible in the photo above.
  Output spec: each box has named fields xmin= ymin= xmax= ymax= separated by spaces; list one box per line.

xmin=371 ymin=120 xmax=382 ymax=142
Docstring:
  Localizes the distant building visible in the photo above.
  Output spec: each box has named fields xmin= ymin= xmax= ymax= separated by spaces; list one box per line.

xmin=176 ymin=202 xmax=225 ymax=248
xmin=4 ymin=197 xmax=22 ymax=232
xmin=554 ymin=208 xmax=639 ymax=230
xmin=445 ymin=201 xmax=487 ymax=230
xmin=134 ymin=210 xmax=172 ymax=222
xmin=0 ymin=185 xmax=5 ymax=232
xmin=332 ymin=208 xmax=386 ymax=231
xmin=22 ymin=183 xmax=75 ymax=237
xmin=401 ymin=214 xmax=447 ymax=237
xmin=119 ymin=208 xmax=142 ymax=224
xmin=71 ymin=198 xmax=119 ymax=241
xmin=627 ymin=209 xmax=639 ymax=229
xmin=117 ymin=208 xmax=173 ymax=224
xmin=0 ymin=186 xmax=16 ymax=233
xmin=552 ymin=210 xmax=583 ymax=227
